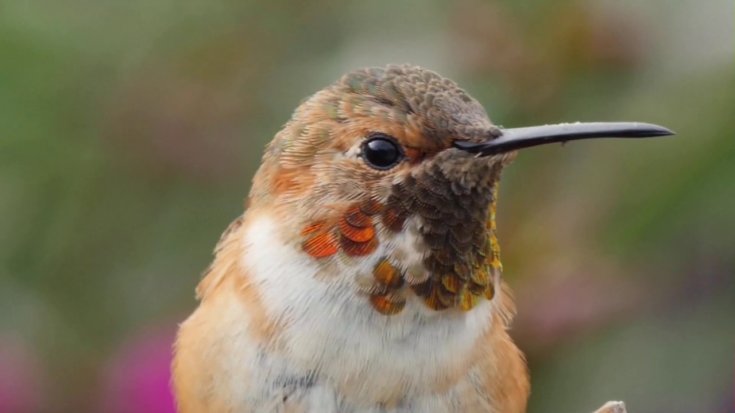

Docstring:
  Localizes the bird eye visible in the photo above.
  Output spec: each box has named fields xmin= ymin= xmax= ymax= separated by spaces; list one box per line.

xmin=361 ymin=134 xmax=404 ymax=170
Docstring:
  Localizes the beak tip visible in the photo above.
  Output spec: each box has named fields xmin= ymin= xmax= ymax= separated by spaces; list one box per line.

xmin=642 ymin=123 xmax=675 ymax=137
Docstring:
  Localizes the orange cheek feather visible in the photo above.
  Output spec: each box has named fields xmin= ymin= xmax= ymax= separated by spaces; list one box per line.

xmin=343 ymin=205 xmax=373 ymax=227
xmin=302 ymin=202 xmax=384 ymax=259
xmin=339 ymin=206 xmax=378 ymax=258
xmin=340 ymin=236 xmax=378 ymax=256
xmin=339 ymin=217 xmax=375 ymax=243
xmin=302 ymin=221 xmax=340 ymax=258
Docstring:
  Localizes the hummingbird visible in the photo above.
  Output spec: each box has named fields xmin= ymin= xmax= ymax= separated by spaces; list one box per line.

xmin=172 ymin=64 xmax=672 ymax=413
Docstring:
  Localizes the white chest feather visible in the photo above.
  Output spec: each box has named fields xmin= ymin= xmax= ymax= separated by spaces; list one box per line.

xmin=236 ymin=215 xmax=495 ymax=410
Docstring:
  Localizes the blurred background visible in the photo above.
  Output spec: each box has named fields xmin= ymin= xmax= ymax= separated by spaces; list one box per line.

xmin=1 ymin=0 xmax=733 ymax=412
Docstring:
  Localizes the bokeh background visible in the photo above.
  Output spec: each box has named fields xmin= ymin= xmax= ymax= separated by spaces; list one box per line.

xmin=1 ymin=0 xmax=733 ymax=412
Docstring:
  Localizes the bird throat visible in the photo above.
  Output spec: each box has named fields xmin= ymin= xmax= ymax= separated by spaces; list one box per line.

xmin=300 ymin=161 xmax=504 ymax=314
xmin=385 ymin=159 xmax=503 ymax=312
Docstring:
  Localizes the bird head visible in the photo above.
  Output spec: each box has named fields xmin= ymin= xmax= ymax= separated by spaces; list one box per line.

xmin=247 ymin=64 xmax=671 ymax=315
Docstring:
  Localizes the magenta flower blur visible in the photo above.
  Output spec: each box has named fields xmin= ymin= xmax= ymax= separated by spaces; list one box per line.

xmin=0 ymin=337 xmax=44 ymax=413
xmin=100 ymin=327 xmax=176 ymax=413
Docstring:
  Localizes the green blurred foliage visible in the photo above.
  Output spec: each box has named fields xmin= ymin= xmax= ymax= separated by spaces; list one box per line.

xmin=0 ymin=0 xmax=733 ymax=412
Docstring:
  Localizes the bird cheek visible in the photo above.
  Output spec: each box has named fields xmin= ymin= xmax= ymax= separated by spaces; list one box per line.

xmin=301 ymin=221 xmax=340 ymax=259
xmin=299 ymin=200 xmax=386 ymax=260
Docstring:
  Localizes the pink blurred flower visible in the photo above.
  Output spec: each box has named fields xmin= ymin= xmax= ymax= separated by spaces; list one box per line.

xmin=100 ymin=327 xmax=176 ymax=413
xmin=0 ymin=337 xmax=44 ymax=413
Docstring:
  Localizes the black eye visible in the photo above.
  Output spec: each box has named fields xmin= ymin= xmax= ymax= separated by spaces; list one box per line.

xmin=362 ymin=134 xmax=404 ymax=170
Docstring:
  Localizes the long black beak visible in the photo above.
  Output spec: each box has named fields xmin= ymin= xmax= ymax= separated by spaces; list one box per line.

xmin=454 ymin=122 xmax=674 ymax=156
